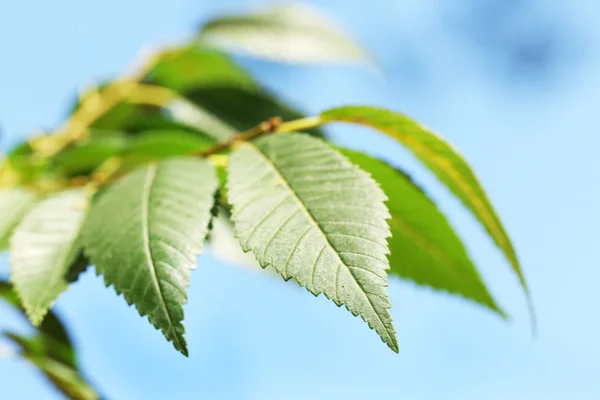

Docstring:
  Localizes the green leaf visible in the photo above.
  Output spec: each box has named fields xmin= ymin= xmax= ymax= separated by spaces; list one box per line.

xmin=198 ymin=3 xmax=372 ymax=65
xmin=227 ymin=133 xmax=398 ymax=352
xmin=1 ymin=279 xmax=98 ymax=399
xmin=145 ymin=46 xmax=258 ymax=91
xmin=321 ymin=106 xmax=531 ymax=308
xmin=25 ymin=354 xmax=99 ymax=400
xmin=184 ymin=86 xmax=324 ymax=137
xmin=10 ymin=189 xmax=89 ymax=326
xmin=340 ymin=149 xmax=505 ymax=316
xmin=4 ymin=332 xmax=98 ymax=400
xmin=167 ymin=99 xmax=238 ymax=142
xmin=82 ymin=157 xmax=219 ymax=355
xmin=0 ymin=188 xmax=37 ymax=250
xmin=123 ymin=130 xmax=215 ymax=159
xmin=0 ymin=280 xmax=75 ymax=366
xmin=53 ymin=135 xmax=129 ymax=176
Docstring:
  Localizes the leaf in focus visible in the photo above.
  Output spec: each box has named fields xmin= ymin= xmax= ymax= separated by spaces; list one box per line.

xmin=227 ymin=133 xmax=398 ymax=352
xmin=321 ymin=106 xmax=530 ymax=306
xmin=198 ymin=3 xmax=372 ymax=65
xmin=10 ymin=189 xmax=89 ymax=326
xmin=0 ymin=188 xmax=37 ymax=250
xmin=145 ymin=46 xmax=258 ymax=92
xmin=341 ymin=149 xmax=505 ymax=316
xmin=82 ymin=158 xmax=219 ymax=355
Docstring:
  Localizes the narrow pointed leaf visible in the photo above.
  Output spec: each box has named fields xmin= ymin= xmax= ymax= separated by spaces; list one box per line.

xmin=321 ymin=106 xmax=530 ymax=305
xmin=199 ymin=3 xmax=372 ymax=65
xmin=10 ymin=189 xmax=89 ymax=326
xmin=341 ymin=149 xmax=505 ymax=316
xmin=0 ymin=188 xmax=38 ymax=250
xmin=227 ymin=133 xmax=398 ymax=352
xmin=82 ymin=158 xmax=218 ymax=355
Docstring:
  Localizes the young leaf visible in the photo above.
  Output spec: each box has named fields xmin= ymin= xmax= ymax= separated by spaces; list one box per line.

xmin=82 ymin=157 xmax=219 ymax=355
xmin=227 ymin=133 xmax=398 ymax=352
xmin=198 ymin=3 xmax=372 ymax=65
xmin=0 ymin=188 xmax=37 ymax=250
xmin=10 ymin=189 xmax=89 ymax=326
xmin=321 ymin=106 xmax=530 ymax=306
xmin=340 ymin=149 xmax=506 ymax=316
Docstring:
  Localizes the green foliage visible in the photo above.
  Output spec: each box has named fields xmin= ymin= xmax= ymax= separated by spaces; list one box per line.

xmin=82 ymin=158 xmax=218 ymax=355
xmin=10 ymin=189 xmax=89 ymax=325
xmin=0 ymin=4 xmax=529 ymax=387
xmin=341 ymin=149 xmax=505 ymax=316
xmin=0 ymin=281 xmax=100 ymax=400
xmin=228 ymin=134 xmax=397 ymax=351
xmin=321 ymin=106 xmax=531 ymax=311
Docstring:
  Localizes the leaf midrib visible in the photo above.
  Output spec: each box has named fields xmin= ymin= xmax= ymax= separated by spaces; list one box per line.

xmin=246 ymin=142 xmax=397 ymax=349
xmin=141 ymin=165 xmax=184 ymax=351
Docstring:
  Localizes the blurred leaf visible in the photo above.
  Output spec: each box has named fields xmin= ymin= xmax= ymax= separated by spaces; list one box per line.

xmin=53 ymin=135 xmax=129 ymax=177
xmin=227 ymin=133 xmax=397 ymax=352
xmin=167 ymin=99 xmax=237 ymax=142
xmin=145 ymin=46 xmax=258 ymax=91
xmin=6 ymin=143 xmax=51 ymax=183
xmin=10 ymin=189 xmax=89 ymax=325
xmin=83 ymin=158 xmax=219 ymax=356
xmin=0 ymin=188 xmax=38 ymax=250
xmin=124 ymin=129 xmax=215 ymax=158
xmin=341 ymin=149 xmax=505 ymax=316
xmin=198 ymin=3 xmax=372 ymax=65
xmin=72 ymin=94 xmax=237 ymax=143
xmin=1 ymin=280 xmax=98 ymax=399
xmin=184 ymin=86 xmax=324 ymax=137
xmin=4 ymin=333 xmax=98 ymax=400
xmin=0 ymin=280 xmax=74 ymax=366
xmin=118 ymin=129 xmax=217 ymax=171
xmin=321 ymin=106 xmax=530 ymax=304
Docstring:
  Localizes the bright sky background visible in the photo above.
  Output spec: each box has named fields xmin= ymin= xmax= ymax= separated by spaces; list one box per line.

xmin=1 ymin=0 xmax=599 ymax=399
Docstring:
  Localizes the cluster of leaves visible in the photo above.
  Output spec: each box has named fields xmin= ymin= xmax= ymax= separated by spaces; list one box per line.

xmin=0 ymin=2 xmax=530 ymax=367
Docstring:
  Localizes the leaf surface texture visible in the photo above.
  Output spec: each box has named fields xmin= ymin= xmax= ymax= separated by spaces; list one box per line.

xmin=228 ymin=133 xmax=397 ymax=351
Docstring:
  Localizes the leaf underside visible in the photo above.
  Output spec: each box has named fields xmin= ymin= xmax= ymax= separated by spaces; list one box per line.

xmin=10 ymin=189 xmax=89 ymax=325
xmin=83 ymin=157 xmax=219 ymax=355
xmin=227 ymin=133 xmax=398 ymax=352
xmin=199 ymin=3 xmax=371 ymax=65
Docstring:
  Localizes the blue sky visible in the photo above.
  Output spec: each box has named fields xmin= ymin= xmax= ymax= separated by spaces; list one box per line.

xmin=1 ymin=0 xmax=599 ymax=399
